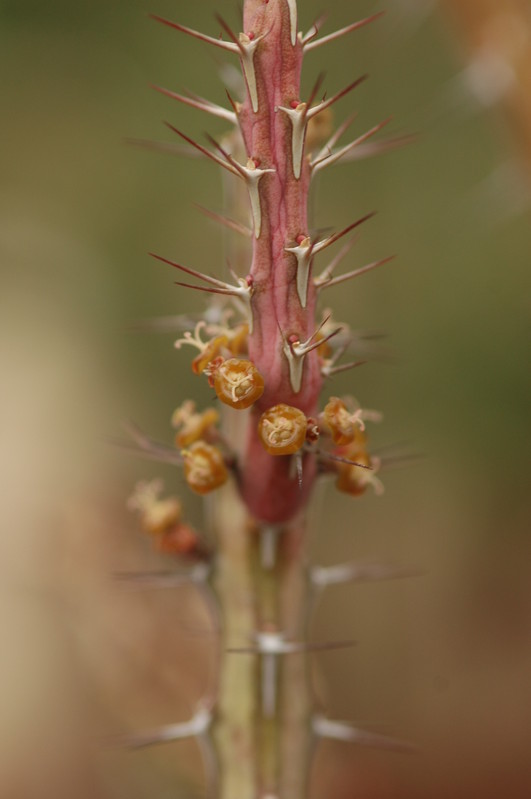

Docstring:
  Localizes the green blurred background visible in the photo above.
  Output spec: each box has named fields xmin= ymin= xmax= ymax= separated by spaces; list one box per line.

xmin=1 ymin=1 xmax=530 ymax=797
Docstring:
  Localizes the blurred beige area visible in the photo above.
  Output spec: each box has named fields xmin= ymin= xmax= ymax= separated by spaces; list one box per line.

xmin=1 ymin=1 xmax=530 ymax=798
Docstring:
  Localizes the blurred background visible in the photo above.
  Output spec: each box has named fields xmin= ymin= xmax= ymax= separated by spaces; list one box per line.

xmin=1 ymin=0 xmax=530 ymax=797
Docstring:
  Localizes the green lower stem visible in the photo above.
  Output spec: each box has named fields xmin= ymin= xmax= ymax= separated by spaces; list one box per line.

xmin=210 ymin=480 xmax=312 ymax=799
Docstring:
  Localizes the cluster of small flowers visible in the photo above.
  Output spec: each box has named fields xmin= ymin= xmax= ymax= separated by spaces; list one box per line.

xmin=174 ymin=317 xmax=382 ymax=494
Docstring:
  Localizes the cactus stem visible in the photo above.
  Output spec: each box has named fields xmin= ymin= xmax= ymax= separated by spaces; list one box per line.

xmin=151 ymin=85 xmax=237 ymax=124
xmin=303 ymin=12 xmax=386 ymax=52
xmin=316 ymin=255 xmax=396 ymax=290
xmin=311 ymin=118 xmax=393 ymax=175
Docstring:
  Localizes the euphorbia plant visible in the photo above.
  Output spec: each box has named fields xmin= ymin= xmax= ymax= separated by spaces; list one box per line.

xmin=124 ymin=1 xmax=411 ymax=796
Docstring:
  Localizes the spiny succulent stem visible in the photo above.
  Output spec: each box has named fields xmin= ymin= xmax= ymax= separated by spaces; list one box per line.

xmin=210 ymin=484 xmax=312 ymax=799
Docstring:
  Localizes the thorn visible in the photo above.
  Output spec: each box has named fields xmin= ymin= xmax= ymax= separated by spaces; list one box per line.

xmin=286 ymin=0 xmax=298 ymax=46
xmin=282 ymin=319 xmax=342 ymax=392
xmin=277 ymin=102 xmax=308 ymax=180
xmin=341 ymin=132 xmax=418 ymax=163
xmin=151 ymin=84 xmax=237 ymax=124
xmin=310 ymin=213 xmax=376 ymax=263
xmin=113 ymin=564 xmax=210 ymax=590
xmin=149 ymin=14 xmax=239 ymax=54
xmin=111 ymin=421 xmax=183 ymax=466
xmin=311 ymin=118 xmax=392 ymax=174
xmin=313 ymin=112 xmax=357 ymax=162
xmin=321 ymin=359 xmax=366 ymax=378
xmin=314 ymin=238 xmax=358 ymax=285
xmin=150 ymin=252 xmax=237 ymax=290
xmin=206 ymin=137 xmax=275 ymax=237
xmin=311 ymin=561 xmax=425 ymax=589
xmin=319 ymin=451 xmax=373 ymax=469
xmin=306 ymin=75 xmax=368 ymax=120
xmin=174 ymin=281 xmax=241 ymax=297
xmin=151 ymin=253 xmax=254 ymax=330
xmin=225 ymin=89 xmax=241 ymax=117
xmin=301 ymin=13 xmax=329 ymax=46
xmin=124 ymin=137 xmax=202 ymax=160
xmin=317 ymin=255 xmax=396 ymax=290
xmin=216 ymin=17 xmax=271 ymax=113
xmin=312 ymin=715 xmax=416 ymax=753
xmin=228 ymin=633 xmax=356 ymax=655
xmin=164 ymin=122 xmax=241 ymax=176
xmin=296 ymin=452 xmax=304 ymax=489
xmin=284 ymin=236 xmax=312 ymax=307
xmin=193 ymin=203 xmax=252 ymax=238
xmin=304 ymin=12 xmax=385 ymax=52
xmin=110 ymin=705 xmax=212 ymax=749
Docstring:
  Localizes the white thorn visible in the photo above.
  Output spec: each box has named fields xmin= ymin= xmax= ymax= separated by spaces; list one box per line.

xmin=311 ymin=561 xmax=422 ymax=589
xmin=282 ymin=337 xmax=305 ymax=393
xmin=282 ymin=321 xmax=341 ymax=393
xmin=312 ymin=715 xmax=415 ymax=752
xmin=117 ymin=706 xmax=212 ymax=749
xmin=285 ymin=236 xmax=312 ymax=307
xmin=277 ymin=103 xmax=307 ymax=179
xmin=286 ymin=0 xmax=298 ymax=46
xmin=239 ymin=33 xmax=263 ymax=112
xmin=241 ymin=158 xmax=275 ymax=238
